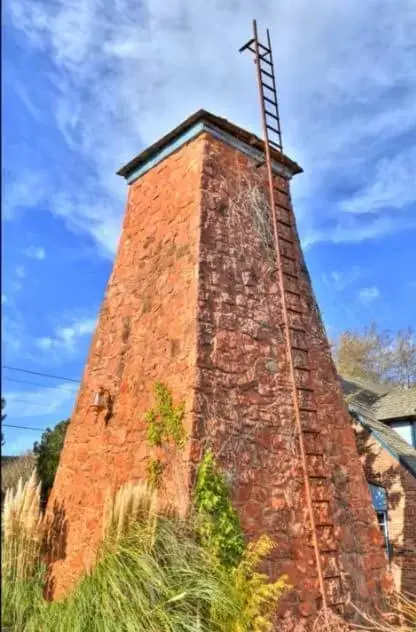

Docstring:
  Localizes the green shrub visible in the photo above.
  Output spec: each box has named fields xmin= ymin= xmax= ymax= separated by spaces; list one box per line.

xmin=34 ymin=419 xmax=69 ymax=504
xmin=194 ymin=449 xmax=245 ymax=569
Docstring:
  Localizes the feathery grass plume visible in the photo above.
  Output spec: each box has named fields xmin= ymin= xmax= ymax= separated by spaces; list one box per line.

xmin=2 ymin=478 xmax=291 ymax=632
xmin=352 ymin=591 xmax=416 ymax=631
xmin=2 ymin=469 xmax=44 ymax=581
xmin=25 ymin=498 xmax=242 ymax=632
xmin=1 ymin=469 xmax=45 ymax=630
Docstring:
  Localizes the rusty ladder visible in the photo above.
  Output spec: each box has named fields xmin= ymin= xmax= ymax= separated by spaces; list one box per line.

xmin=240 ymin=20 xmax=345 ymax=617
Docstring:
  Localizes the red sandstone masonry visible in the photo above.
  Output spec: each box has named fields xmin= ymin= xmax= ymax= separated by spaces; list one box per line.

xmin=46 ymin=137 xmax=205 ymax=598
xmin=47 ymin=129 xmax=390 ymax=628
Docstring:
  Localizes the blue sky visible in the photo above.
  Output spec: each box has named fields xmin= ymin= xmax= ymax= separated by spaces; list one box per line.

xmin=2 ymin=0 xmax=416 ymax=455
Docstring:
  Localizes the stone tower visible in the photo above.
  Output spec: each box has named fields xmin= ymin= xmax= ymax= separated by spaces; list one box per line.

xmin=47 ymin=110 xmax=389 ymax=627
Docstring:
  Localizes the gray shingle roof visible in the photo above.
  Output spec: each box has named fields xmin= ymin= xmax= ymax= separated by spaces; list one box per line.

xmin=341 ymin=376 xmax=416 ymax=478
xmin=373 ymin=388 xmax=416 ymax=421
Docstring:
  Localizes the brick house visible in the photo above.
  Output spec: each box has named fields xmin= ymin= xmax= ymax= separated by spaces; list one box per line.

xmin=343 ymin=377 xmax=416 ymax=593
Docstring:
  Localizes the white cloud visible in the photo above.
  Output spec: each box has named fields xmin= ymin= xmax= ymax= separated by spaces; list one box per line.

xmin=3 ymin=170 xmax=49 ymax=220
xmin=358 ymin=286 xmax=380 ymax=305
xmin=5 ymin=0 xmax=416 ymax=253
xmin=322 ymin=266 xmax=361 ymax=292
xmin=302 ymin=215 xmax=416 ymax=249
xmin=340 ymin=147 xmax=416 ymax=215
xmin=4 ymin=383 xmax=76 ymax=419
xmin=15 ymin=265 xmax=25 ymax=279
xmin=24 ymin=246 xmax=46 ymax=260
xmin=36 ymin=315 xmax=97 ymax=354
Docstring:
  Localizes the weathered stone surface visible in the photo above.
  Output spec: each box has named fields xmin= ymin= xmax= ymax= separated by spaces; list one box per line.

xmin=47 ymin=130 xmax=389 ymax=628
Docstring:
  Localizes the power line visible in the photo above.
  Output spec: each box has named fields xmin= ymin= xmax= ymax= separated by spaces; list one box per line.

xmin=3 ymin=423 xmax=47 ymax=432
xmin=2 ymin=365 xmax=80 ymax=383
xmin=2 ymin=377 xmax=78 ymax=392
xmin=4 ymin=398 xmax=64 ymax=407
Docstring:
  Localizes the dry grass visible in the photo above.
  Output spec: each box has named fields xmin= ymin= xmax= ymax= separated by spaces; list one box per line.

xmin=1 ymin=469 xmax=46 ymax=630
xmin=352 ymin=591 xmax=416 ymax=631
xmin=2 ymin=469 xmax=45 ymax=581
xmin=311 ymin=608 xmax=351 ymax=631
xmin=1 ymin=453 xmax=37 ymax=497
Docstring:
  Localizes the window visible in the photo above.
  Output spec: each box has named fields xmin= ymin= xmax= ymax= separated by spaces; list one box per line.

xmin=389 ymin=419 xmax=416 ymax=448
xmin=369 ymin=484 xmax=391 ymax=561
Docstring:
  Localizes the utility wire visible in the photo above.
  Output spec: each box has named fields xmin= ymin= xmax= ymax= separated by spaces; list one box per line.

xmin=2 ymin=365 xmax=80 ymax=383
xmin=3 ymin=423 xmax=47 ymax=432
xmin=2 ymin=376 xmax=78 ymax=391
xmin=3 ymin=398 xmax=68 ymax=407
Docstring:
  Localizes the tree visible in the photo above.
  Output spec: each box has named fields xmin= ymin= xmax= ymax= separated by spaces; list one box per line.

xmin=333 ymin=322 xmax=416 ymax=387
xmin=33 ymin=419 xmax=70 ymax=504
xmin=1 ymin=397 xmax=6 ymax=446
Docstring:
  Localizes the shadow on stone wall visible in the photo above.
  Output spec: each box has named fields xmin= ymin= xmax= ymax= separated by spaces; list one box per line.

xmin=353 ymin=425 xmax=414 ymax=593
xmin=43 ymin=500 xmax=68 ymax=600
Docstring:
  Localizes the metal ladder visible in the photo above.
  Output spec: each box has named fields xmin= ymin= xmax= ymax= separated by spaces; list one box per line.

xmin=240 ymin=19 xmax=345 ymax=617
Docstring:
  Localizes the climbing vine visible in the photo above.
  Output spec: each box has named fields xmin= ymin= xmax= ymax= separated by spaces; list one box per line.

xmin=146 ymin=457 xmax=165 ymax=489
xmin=194 ymin=449 xmax=245 ymax=569
xmin=145 ymin=382 xmax=185 ymax=449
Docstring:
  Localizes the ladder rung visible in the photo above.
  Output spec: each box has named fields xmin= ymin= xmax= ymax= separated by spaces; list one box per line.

xmin=287 ymin=307 xmax=303 ymax=315
xmin=262 ymin=82 xmax=275 ymax=92
xmin=259 ymin=51 xmax=272 ymax=62
xmin=286 ymin=289 xmax=301 ymax=298
xmin=266 ymin=109 xmax=279 ymax=121
xmin=258 ymin=42 xmax=270 ymax=53
xmin=239 ymin=38 xmax=255 ymax=53
xmin=278 ymin=218 xmax=291 ymax=228
xmin=269 ymin=140 xmax=282 ymax=149
xmin=264 ymin=95 xmax=277 ymax=106
xmin=273 ymin=186 xmax=288 ymax=196
xmin=300 ymin=407 xmax=317 ymax=413
xmin=283 ymin=273 xmax=298 ymax=282
xmin=279 ymin=237 xmax=294 ymax=247
xmin=266 ymin=123 xmax=280 ymax=134
xmin=281 ymin=254 xmax=296 ymax=262
xmin=292 ymin=346 xmax=309 ymax=353
xmin=261 ymin=68 xmax=274 ymax=79
xmin=294 ymin=365 xmax=311 ymax=372
xmin=289 ymin=326 xmax=305 ymax=333
xmin=298 ymin=386 xmax=314 ymax=393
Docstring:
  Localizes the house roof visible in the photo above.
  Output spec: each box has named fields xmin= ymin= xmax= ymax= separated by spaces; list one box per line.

xmin=341 ymin=376 xmax=416 ymax=477
xmin=373 ymin=388 xmax=416 ymax=421
xmin=117 ymin=109 xmax=303 ymax=181
xmin=350 ymin=409 xmax=416 ymax=477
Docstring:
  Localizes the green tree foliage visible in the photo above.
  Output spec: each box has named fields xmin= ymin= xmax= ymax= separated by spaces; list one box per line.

xmin=194 ymin=449 xmax=245 ymax=569
xmin=334 ymin=323 xmax=416 ymax=387
xmin=33 ymin=419 xmax=69 ymax=503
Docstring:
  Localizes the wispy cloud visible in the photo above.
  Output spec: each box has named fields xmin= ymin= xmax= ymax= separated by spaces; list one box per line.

xmin=358 ymin=286 xmax=380 ymax=306
xmin=36 ymin=315 xmax=97 ymax=354
xmin=5 ymin=0 xmax=416 ymax=253
xmin=4 ymin=383 xmax=76 ymax=419
xmin=322 ymin=266 xmax=361 ymax=292
xmin=24 ymin=246 xmax=46 ymax=260
xmin=15 ymin=265 xmax=25 ymax=279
